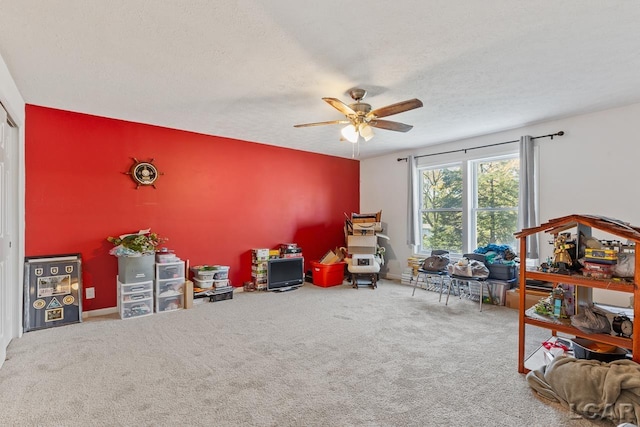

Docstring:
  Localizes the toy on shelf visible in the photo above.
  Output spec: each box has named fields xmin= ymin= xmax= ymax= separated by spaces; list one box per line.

xmin=552 ymin=234 xmax=574 ymax=274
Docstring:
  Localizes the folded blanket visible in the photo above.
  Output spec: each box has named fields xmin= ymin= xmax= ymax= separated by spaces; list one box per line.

xmin=526 ymin=356 xmax=640 ymax=424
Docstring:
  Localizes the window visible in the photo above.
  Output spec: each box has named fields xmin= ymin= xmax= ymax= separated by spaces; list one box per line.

xmin=418 ymin=154 xmax=519 ymax=256
xmin=419 ymin=164 xmax=463 ymax=254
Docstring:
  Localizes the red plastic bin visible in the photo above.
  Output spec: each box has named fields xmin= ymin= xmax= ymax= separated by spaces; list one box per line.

xmin=311 ymin=261 xmax=346 ymax=287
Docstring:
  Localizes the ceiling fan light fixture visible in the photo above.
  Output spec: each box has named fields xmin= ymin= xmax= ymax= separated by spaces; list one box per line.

xmin=294 ymin=88 xmax=423 ymax=148
xmin=359 ymin=124 xmax=374 ymax=141
xmin=341 ymin=124 xmax=359 ymax=143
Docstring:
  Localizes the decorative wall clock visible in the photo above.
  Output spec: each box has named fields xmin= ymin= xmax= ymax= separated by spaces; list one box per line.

xmin=124 ymin=158 xmax=163 ymax=189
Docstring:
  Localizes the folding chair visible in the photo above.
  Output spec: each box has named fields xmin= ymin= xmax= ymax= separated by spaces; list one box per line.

xmin=412 ymin=250 xmax=450 ymax=296
xmin=448 ymin=253 xmax=493 ymax=311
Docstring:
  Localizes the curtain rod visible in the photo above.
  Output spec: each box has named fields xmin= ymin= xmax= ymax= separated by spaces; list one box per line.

xmin=396 ymin=131 xmax=564 ymax=162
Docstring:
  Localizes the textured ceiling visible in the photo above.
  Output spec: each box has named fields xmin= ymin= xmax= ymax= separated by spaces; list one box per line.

xmin=1 ymin=1 xmax=639 ymax=159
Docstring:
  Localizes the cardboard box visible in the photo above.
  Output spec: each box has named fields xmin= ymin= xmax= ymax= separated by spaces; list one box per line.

xmin=251 ymin=248 xmax=269 ymax=261
xmin=352 ymin=227 xmax=376 ymax=236
xmin=319 ymin=250 xmax=341 ymax=264
xmin=348 ymin=246 xmax=377 ymax=255
xmin=347 ymin=235 xmax=377 ymax=248
xmin=183 ymin=280 xmax=194 ymax=309
xmin=353 ymin=222 xmax=383 ymax=234
xmin=351 ymin=210 xmax=382 ymax=223
xmin=268 ymin=249 xmax=280 ymax=259
xmin=505 ymin=288 xmax=550 ymax=310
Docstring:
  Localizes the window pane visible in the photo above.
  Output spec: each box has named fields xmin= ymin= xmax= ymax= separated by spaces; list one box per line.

xmin=421 ymin=166 xmax=462 ymax=210
xmin=476 ymin=210 xmax=518 ymax=248
xmin=421 ymin=211 xmax=463 ymax=254
xmin=476 ymin=158 xmax=519 ymax=208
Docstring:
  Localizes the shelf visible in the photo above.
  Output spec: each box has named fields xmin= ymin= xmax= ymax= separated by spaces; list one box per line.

xmin=526 ymin=270 xmax=635 ymax=293
xmin=516 ymin=214 xmax=640 ymax=373
xmin=524 ymin=316 xmax=632 ymax=349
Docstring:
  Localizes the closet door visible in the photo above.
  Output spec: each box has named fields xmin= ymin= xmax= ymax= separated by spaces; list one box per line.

xmin=0 ymin=105 xmax=11 ymax=364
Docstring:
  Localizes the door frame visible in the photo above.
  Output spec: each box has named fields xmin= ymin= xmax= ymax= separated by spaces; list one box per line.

xmin=0 ymin=56 xmax=26 ymax=368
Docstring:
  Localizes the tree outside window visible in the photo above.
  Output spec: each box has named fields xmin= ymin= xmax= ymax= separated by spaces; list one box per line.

xmin=418 ymin=155 xmax=519 ymax=255
xmin=474 ymin=157 xmax=519 ymax=249
xmin=420 ymin=165 xmax=463 ymax=254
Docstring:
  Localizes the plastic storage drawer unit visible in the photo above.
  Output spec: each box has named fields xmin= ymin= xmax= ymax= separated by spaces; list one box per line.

xmin=118 ymin=279 xmax=154 ymax=319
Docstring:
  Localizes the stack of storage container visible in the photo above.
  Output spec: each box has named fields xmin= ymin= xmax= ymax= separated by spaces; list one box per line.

xmin=582 ymin=247 xmax=618 ymax=279
xmin=190 ymin=264 xmax=233 ymax=302
xmin=346 ymin=211 xmax=382 ymax=256
xmin=155 ymin=252 xmax=186 ymax=313
xmin=251 ymin=249 xmax=269 ymax=291
xmin=346 ymin=211 xmax=384 ymax=288
xmin=191 ymin=265 xmax=230 ymax=290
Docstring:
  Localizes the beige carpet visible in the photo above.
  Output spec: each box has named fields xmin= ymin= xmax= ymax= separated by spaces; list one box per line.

xmin=0 ymin=280 xmax=614 ymax=426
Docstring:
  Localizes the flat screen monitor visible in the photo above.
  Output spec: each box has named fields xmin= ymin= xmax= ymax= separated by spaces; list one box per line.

xmin=267 ymin=257 xmax=304 ymax=292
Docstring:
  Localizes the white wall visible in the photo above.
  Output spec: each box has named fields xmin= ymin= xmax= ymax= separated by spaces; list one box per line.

xmin=361 ymin=102 xmax=640 ymax=306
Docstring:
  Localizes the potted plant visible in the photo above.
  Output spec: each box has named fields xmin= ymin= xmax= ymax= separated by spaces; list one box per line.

xmin=106 ymin=229 xmax=165 ymax=257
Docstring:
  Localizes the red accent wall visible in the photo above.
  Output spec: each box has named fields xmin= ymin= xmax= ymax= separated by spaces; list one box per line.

xmin=25 ymin=105 xmax=359 ymax=311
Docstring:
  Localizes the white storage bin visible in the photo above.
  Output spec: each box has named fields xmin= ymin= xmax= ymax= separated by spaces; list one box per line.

xmin=156 ymin=262 xmax=185 ymax=280
xmin=118 ymin=254 xmax=155 ymax=283
xmin=156 ymin=294 xmax=183 ymax=313
xmin=193 ymin=277 xmax=214 ymax=289
xmin=121 ymin=299 xmax=153 ymax=319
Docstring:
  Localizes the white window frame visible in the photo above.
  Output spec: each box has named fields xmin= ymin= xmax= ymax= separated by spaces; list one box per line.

xmin=416 ymin=146 xmax=519 ymax=258
xmin=418 ymin=162 xmax=464 ymax=256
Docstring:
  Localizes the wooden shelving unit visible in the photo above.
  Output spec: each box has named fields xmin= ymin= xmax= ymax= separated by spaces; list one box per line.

xmin=515 ymin=214 xmax=640 ymax=373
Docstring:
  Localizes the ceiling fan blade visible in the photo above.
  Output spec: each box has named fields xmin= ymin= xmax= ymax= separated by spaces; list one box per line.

xmin=367 ymin=98 xmax=423 ymax=119
xmin=369 ymin=119 xmax=414 ymax=132
xmin=323 ymin=97 xmax=357 ymax=116
xmin=294 ymin=120 xmax=350 ymax=128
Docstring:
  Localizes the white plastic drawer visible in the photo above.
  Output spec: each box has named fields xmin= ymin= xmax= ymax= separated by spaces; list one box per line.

xmin=120 ymin=281 xmax=153 ymax=294
xmin=156 ymin=294 xmax=184 ymax=313
xmin=156 ymin=263 xmax=185 ymax=280
xmin=121 ymin=300 xmax=153 ymax=319
xmin=121 ymin=290 xmax=153 ymax=302
xmin=157 ymin=278 xmax=185 ymax=294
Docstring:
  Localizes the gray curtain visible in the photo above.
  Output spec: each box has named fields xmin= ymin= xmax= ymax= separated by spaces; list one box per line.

xmin=519 ymin=135 xmax=539 ymax=258
xmin=406 ymin=155 xmax=418 ymax=248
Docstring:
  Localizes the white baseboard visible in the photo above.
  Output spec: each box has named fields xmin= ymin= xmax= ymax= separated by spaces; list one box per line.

xmin=82 ymin=306 xmax=118 ymax=319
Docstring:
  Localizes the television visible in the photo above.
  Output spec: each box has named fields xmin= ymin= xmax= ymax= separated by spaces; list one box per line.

xmin=267 ymin=257 xmax=304 ymax=292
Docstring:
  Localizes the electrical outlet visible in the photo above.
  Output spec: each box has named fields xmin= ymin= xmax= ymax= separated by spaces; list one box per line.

xmin=86 ymin=287 xmax=95 ymax=299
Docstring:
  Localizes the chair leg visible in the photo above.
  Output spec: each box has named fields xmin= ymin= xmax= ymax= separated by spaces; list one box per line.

xmin=445 ymin=279 xmax=452 ymax=306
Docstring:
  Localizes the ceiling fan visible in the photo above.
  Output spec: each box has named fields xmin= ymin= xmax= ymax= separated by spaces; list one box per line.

xmin=294 ymin=88 xmax=423 ymax=143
